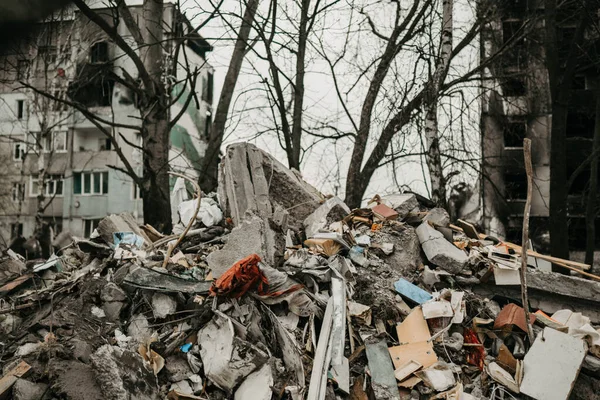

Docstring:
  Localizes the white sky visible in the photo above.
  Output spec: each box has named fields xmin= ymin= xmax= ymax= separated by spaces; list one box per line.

xmin=184 ymin=0 xmax=481 ymax=204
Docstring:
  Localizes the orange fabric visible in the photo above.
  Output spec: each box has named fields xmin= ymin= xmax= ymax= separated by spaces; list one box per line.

xmin=209 ymin=254 xmax=269 ymax=298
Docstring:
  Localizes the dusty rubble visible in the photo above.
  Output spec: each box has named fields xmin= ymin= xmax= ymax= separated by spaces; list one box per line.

xmin=1 ymin=142 xmax=600 ymax=400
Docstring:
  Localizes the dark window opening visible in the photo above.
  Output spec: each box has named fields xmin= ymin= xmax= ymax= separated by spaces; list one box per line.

xmin=68 ymin=78 xmax=114 ymax=108
xmin=568 ymin=217 xmax=600 ymax=249
xmin=506 ymin=226 xmax=523 ymax=244
xmin=505 ymin=171 xmax=528 ymax=200
xmin=502 ymin=20 xmax=526 ymax=46
xmin=501 ymin=0 xmax=528 ymax=17
xmin=84 ymin=219 xmax=101 ymax=238
xmin=17 ymin=100 xmax=24 ymax=119
xmin=501 ymin=77 xmax=527 ymax=97
xmin=566 ymin=112 xmax=594 ymax=139
xmin=10 ymin=223 xmax=23 ymax=239
xmin=99 ymin=138 xmax=112 ymax=151
xmin=504 ymin=120 xmax=527 ymax=147
xmin=204 ymin=112 xmax=211 ymax=139
xmin=207 ymin=72 xmax=213 ymax=105
xmin=90 ymin=42 xmax=109 ymax=63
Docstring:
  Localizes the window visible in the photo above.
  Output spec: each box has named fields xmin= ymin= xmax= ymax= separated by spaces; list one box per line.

xmin=10 ymin=223 xmax=23 ymax=239
xmin=502 ymin=20 xmax=525 ymax=46
xmin=17 ymin=60 xmax=29 ymax=80
xmin=38 ymin=131 xmax=67 ymax=152
xmin=83 ymin=219 xmax=101 ymax=238
xmin=44 ymin=217 xmax=62 ymax=236
xmin=17 ymin=100 xmax=24 ymax=119
xmin=37 ymin=46 xmax=57 ymax=66
xmin=29 ymin=175 xmax=64 ymax=197
xmin=12 ymin=183 xmax=25 ymax=202
xmin=204 ymin=112 xmax=211 ymax=139
xmin=132 ymin=182 xmax=142 ymax=200
xmin=504 ymin=120 xmax=527 ymax=147
xmin=13 ymin=142 xmax=24 ymax=161
xmin=504 ymin=171 xmax=528 ymax=200
xmin=90 ymin=41 xmax=108 ymax=63
xmin=52 ymin=90 xmax=69 ymax=112
xmin=99 ymin=138 xmax=112 ymax=151
xmin=207 ymin=72 xmax=213 ymax=104
xmin=201 ymin=73 xmax=213 ymax=103
xmin=502 ymin=77 xmax=527 ymax=97
xmin=73 ymin=171 xmax=109 ymax=195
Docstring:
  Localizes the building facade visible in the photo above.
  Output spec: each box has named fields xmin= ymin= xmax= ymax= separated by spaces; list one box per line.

xmin=481 ymin=0 xmax=600 ymax=259
xmin=0 ymin=2 xmax=213 ymax=246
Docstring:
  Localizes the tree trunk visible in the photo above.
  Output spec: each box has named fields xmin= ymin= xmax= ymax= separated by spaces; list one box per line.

xmin=200 ymin=0 xmax=259 ymax=193
xmin=140 ymin=0 xmax=172 ymax=233
xmin=423 ymin=0 xmax=452 ymax=208
xmin=585 ymin=87 xmax=600 ymax=266
xmin=290 ymin=0 xmax=309 ymax=170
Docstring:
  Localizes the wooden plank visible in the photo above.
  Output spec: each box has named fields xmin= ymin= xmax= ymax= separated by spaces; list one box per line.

xmin=393 ymin=360 xmax=422 ymax=382
xmin=0 ymin=361 xmax=31 ymax=399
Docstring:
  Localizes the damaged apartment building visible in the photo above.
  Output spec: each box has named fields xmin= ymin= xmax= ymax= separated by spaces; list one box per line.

xmin=481 ymin=0 xmax=600 ymax=259
xmin=0 ymin=2 xmax=213 ymax=246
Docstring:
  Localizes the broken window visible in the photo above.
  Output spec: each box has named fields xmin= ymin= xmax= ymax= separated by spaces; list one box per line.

xmin=17 ymin=100 xmax=24 ymax=119
xmin=12 ymin=183 xmax=25 ymax=202
xmin=10 ymin=223 xmax=23 ymax=239
xmin=30 ymin=175 xmax=64 ymax=197
xmin=504 ymin=170 xmax=528 ymax=200
xmin=13 ymin=142 xmax=24 ymax=161
xmin=38 ymin=131 xmax=67 ymax=152
xmin=132 ymin=182 xmax=142 ymax=200
xmin=83 ymin=218 xmax=101 ymax=238
xmin=73 ymin=171 xmax=109 ymax=195
xmin=501 ymin=77 xmax=527 ymax=97
xmin=504 ymin=119 xmax=527 ymax=147
xmin=99 ymin=138 xmax=112 ymax=151
xmin=90 ymin=41 xmax=108 ymax=63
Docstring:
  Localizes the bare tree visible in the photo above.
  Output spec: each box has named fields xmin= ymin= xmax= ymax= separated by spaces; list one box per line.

xmin=200 ymin=0 xmax=259 ymax=193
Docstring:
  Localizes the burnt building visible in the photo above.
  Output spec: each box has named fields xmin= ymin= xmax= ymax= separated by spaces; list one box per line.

xmin=480 ymin=0 xmax=600 ymax=262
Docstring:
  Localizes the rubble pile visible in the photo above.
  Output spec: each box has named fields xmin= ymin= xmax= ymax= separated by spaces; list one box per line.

xmin=1 ymin=142 xmax=600 ymax=400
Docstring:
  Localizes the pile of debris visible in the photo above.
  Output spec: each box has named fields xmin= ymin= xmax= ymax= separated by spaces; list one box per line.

xmin=1 ymin=142 xmax=600 ymax=400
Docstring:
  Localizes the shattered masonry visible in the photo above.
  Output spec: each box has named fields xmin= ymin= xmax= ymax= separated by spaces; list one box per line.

xmin=1 ymin=142 xmax=600 ymax=400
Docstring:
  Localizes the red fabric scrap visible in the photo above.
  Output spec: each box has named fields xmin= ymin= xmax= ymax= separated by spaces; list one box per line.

xmin=464 ymin=328 xmax=485 ymax=371
xmin=209 ymin=254 xmax=269 ymax=298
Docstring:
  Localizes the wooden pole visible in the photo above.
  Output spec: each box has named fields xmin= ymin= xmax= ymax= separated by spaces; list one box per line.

xmin=521 ymin=139 xmax=535 ymax=343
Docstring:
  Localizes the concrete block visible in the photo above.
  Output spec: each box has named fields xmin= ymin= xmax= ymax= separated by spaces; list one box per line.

xmin=218 ymin=143 xmax=323 ymax=230
xmin=12 ymin=379 xmax=48 ymax=400
xmin=520 ymin=328 xmax=586 ymax=400
xmin=416 ymin=222 xmax=467 ymax=274
xmin=380 ymin=194 xmax=419 ymax=219
xmin=151 ymin=293 xmax=177 ymax=319
xmin=423 ymin=208 xmax=450 ymax=227
xmin=100 ymin=283 xmax=127 ymax=302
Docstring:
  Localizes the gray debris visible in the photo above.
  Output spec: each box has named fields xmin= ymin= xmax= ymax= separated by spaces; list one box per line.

xmin=381 ymin=193 xmax=419 ymax=219
xmin=101 ymin=283 xmax=127 ymax=302
xmin=12 ymin=379 xmax=48 ymax=400
xmin=303 ymin=196 xmax=351 ymax=238
xmin=443 ymin=332 xmax=464 ymax=352
xmin=127 ymin=313 xmax=152 ymax=344
xmin=102 ymin=301 xmax=124 ymax=321
xmin=207 ymin=215 xmax=285 ymax=278
xmin=151 ymin=292 xmax=177 ymax=319
xmin=165 ymin=355 xmax=192 ymax=382
xmin=423 ymin=207 xmax=450 ymax=227
xmin=377 ymin=226 xmax=423 ymax=275
xmin=416 ymin=222 xmax=467 ymax=274
xmin=218 ymin=142 xmax=323 ymax=230
xmin=90 ymin=345 xmax=158 ymax=400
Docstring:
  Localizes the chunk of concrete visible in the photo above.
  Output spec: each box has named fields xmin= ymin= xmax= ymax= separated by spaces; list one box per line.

xmin=423 ymin=208 xmax=450 ymax=227
xmin=380 ymin=194 xmax=419 ymax=219
xmin=48 ymin=359 xmax=104 ymax=400
xmin=520 ymin=328 xmax=586 ymax=400
xmin=165 ymin=355 xmax=192 ymax=383
xmin=198 ymin=313 xmax=269 ymax=394
xmin=234 ymin=363 xmax=274 ymax=400
xmin=12 ymin=379 xmax=48 ymax=400
xmin=303 ymin=196 xmax=350 ymax=238
xmin=207 ymin=215 xmax=285 ymax=278
xmin=218 ymin=143 xmax=323 ymax=230
xmin=90 ymin=345 xmax=158 ymax=400
xmin=151 ymin=293 xmax=177 ymax=319
xmin=416 ymin=222 xmax=467 ymax=274
xmin=102 ymin=301 xmax=124 ymax=321
xmin=101 ymin=282 xmax=127 ymax=302
xmin=377 ymin=226 xmax=423 ymax=275
xmin=127 ymin=313 xmax=152 ymax=344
